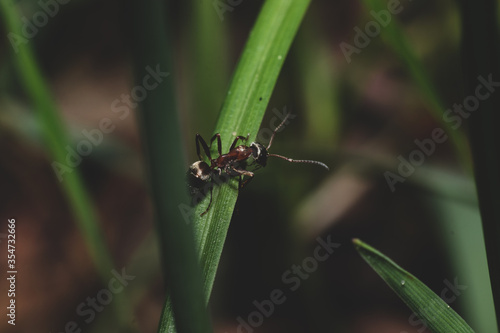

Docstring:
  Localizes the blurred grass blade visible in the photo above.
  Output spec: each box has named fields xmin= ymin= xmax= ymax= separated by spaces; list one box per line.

xmin=0 ymin=0 xmax=134 ymax=329
xmin=420 ymin=169 xmax=497 ymax=332
xmin=160 ymin=0 xmax=312 ymax=331
xmin=295 ymin=11 xmax=341 ymax=149
xmin=130 ymin=1 xmax=212 ymax=332
xmin=189 ymin=0 xmax=230 ymax=132
xmin=353 ymin=239 xmax=474 ymax=333
xmin=0 ymin=0 xmax=113 ymax=278
xmin=361 ymin=0 xmax=471 ymax=172
xmin=458 ymin=0 xmax=500 ymax=328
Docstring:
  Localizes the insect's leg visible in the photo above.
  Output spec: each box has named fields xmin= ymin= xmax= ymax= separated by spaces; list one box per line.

xmin=229 ymin=134 xmax=250 ymax=151
xmin=200 ymin=186 xmax=213 ymax=216
xmin=228 ymin=165 xmax=254 ymax=188
xmin=239 ymin=173 xmax=254 ymax=189
xmin=196 ymin=134 xmax=212 ymax=161
xmin=210 ymin=133 xmax=223 ymax=157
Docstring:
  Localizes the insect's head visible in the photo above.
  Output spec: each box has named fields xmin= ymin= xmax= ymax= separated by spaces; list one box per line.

xmin=249 ymin=142 xmax=268 ymax=167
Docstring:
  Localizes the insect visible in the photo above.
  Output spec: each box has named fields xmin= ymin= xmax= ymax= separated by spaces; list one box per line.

xmin=187 ymin=113 xmax=329 ymax=216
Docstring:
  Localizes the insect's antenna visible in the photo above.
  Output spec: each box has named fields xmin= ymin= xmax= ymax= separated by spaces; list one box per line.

xmin=268 ymin=153 xmax=329 ymax=171
xmin=267 ymin=112 xmax=291 ymax=150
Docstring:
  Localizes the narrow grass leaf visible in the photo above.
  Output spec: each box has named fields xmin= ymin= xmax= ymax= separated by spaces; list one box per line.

xmin=129 ymin=1 xmax=212 ymax=332
xmin=353 ymin=239 xmax=474 ymax=333
xmin=189 ymin=0 xmax=230 ymax=132
xmin=0 ymin=1 xmax=135 ymax=329
xmin=196 ymin=0 xmax=312 ymax=301
xmin=0 ymin=0 xmax=114 ymax=279
xmin=295 ymin=13 xmax=341 ymax=148
xmin=159 ymin=0 xmax=312 ymax=331
xmin=458 ymin=0 xmax=500 ymax=328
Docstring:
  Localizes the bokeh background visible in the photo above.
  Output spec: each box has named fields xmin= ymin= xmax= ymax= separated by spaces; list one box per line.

xmin=0 ymin=0 xmax=496 ymax=332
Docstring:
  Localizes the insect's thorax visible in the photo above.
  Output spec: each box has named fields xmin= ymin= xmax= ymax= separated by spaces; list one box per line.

xmin=214 ymin=145 xmax=253 ymax=168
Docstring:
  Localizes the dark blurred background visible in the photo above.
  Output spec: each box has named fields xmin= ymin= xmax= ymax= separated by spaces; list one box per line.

xmin=0 ymin=0 xmax=495 ymax=332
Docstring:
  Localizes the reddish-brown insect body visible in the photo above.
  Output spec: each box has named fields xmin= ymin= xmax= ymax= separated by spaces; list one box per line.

xmin=214 ymin=145 xmax=253 ymax=170
xmin=187 ymin=113 xmax=329 ymax=216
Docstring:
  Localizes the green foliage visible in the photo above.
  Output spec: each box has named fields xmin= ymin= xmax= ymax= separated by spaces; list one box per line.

xmin=158 ymin=0 xmax=313 ymax=331
xmin=0 ymin=0 xmax=112 ymax=279
xmin=129 ymin=0 xmax=212 ymax=332
xmin=0 ymin=0 xmax=131 ymax=329
xmin=458 ymin=0 xmax=500 ymax=327
xmin=354 ymin=239 xmax=475 ymax=333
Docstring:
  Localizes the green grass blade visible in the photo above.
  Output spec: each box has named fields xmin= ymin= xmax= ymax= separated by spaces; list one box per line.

xmin=160 ymin=0 xmax=312 ymax=331
xmin=458 ymin=0 xmax=500 ymax=328
xmin=353 ymin=238 xmax=475 ymax=333
xmin=189 ymin=0 xmax=230 ymax=132
xmin=361 ymin=0 xmax=472 ymax=172
xmin=295 ymin=13 xmax=341 ymax=148
xmin=0 ymin=0 xmax=134 ymax=329
xmin=197 ymin=0 xmax=312 ymax=301
xmin=0 ymin=0 xmax=113 ymax=276
xmin=129 ymin=1 xmax=213 ymax=332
